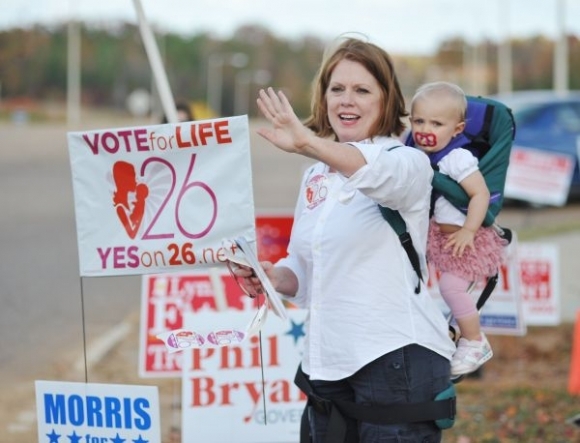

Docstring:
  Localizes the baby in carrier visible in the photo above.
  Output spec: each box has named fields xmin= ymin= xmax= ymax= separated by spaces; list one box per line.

xmin=409 ymin=81 xmax=507 ymax=376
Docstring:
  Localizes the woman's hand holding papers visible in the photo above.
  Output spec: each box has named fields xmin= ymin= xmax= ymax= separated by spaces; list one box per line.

xmin=228 ymin=260 xmax=270 ymax=298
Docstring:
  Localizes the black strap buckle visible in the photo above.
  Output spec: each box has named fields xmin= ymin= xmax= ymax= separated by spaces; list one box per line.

xmin=399 ymin=231 xmax=413 ymax=246
xmin=309 ymin=393 xmax=333 ymax=415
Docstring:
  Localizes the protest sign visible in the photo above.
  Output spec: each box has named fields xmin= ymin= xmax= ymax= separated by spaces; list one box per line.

xmin=68 ymin=116 xmax=255 ymax=276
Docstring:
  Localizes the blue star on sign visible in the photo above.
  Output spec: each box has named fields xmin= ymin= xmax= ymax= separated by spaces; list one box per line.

xmin=133 ymin=435 xmax=149 ymax=443
xmin=111 ymin=433 xmax=126 ymax=443
xmin=67 ymin=431 xmax=82 ymax=443
xmin=46 ymin=429 xmax=61 ymax=443
xmin=285 ymin=319 xmax=305 ymax=345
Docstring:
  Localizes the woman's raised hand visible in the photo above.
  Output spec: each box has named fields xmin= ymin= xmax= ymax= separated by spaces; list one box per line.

xmin=256 ymin=87 xmax=312 ymax=154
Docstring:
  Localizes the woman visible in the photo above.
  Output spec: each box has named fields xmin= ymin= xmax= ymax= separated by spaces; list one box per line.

xmin=239 ymin=36 xmax=456 ymax=442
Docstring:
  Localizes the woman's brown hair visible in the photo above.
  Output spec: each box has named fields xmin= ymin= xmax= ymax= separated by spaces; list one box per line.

xmin=304 ymin=37 xmax=408 ymax=139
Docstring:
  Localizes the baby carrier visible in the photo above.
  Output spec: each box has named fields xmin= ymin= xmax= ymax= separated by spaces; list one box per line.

xmin=294 ymin=96 xmax=515 ymax=443
xmin=395 ymin=94 xmax=516 ymax=331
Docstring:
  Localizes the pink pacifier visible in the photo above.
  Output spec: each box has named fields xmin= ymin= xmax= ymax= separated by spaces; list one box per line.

xmin=414 ymin=132 xmax=437 ymax=147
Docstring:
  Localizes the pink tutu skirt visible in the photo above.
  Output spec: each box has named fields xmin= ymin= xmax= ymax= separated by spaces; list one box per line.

xmin=427 ymin=220 xmax=507 ymax=281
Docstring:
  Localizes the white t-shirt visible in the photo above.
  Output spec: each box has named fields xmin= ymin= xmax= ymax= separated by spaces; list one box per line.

xmin=432 ymin=148 xmax=479 ymax=226
xmin=277 ymin=136 xmax=455 ymax=381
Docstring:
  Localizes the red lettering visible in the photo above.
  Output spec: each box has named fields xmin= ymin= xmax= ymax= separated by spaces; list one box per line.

xmin=82 ymin=133 xmax=100 ymax=154
xmin=220 ymin=346 xmax=244 ymax=369
xmin=189 ymin=335 xmax=280 ymax=371
xmin=175 ymin=126 xmax=192 ymax=148
xmin=80 ymin=129 xmax=152 ymax=154
xmin=97 ymin=247 xmax=112 ymax=269
xmin=214 ymin=120 xmax=232 ymax=143
xmin=146 ymin=344 xmax=182 ymax=372
xmin=188 ymin=377 xmax=306 ymax=411
xmin=249 ymin=335 xmax=280 ymax=367
xmin=96 ymin=246 xmax=140 ymax=270
xmin=499 ymin=264 xmax=509 ymax=291
xmin=243 ymin=382 xmax=262 ymax=408
xmin=198 ymin=122 xmax=213 ymax=145
xmin=113 ymin=246 xmax=127 ymax=268
xmin=127 ymin=245 xmax=140 ymax=268
xmin=269 ymin=379 xmax=293 ymax=403
xmin=135 ymin=128 xmax=148 ymax=151
xmin=190 ymin=348 xmax=216 ymax=371
xmin=117 ymin=130 xmax=132 ymax=151
xmin=189 ymin=124 xmax=199 ymax=146
xmin=173 ymin=120 xmax=232 ymax=148
xmin=190 ymin=377 xmax=216 ymax=407
xmin=220 ymin=382 xmax=239 ymax=406
xmin=102 ymin=132 xmax=120 ymax=153
xmin=267 ymin=335 xmax=279 ymax=367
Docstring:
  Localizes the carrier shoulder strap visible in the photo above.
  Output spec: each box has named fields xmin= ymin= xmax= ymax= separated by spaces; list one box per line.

xmin=378 ymin=206 xmax=423 ymax=294
xmin=378 ymin=145 xmax=423 ymax=294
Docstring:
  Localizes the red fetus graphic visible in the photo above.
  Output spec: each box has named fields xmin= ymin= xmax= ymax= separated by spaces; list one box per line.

xmin=112 ymin=161 xmax=149 ymax=239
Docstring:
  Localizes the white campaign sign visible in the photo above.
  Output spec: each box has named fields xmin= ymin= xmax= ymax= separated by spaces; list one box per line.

xmin=517 ymin=242 xmax=561 ymax=325
xmin=181 ymin=309 xmax=307 ymax=443
xmin=35 ymin=380 xmax=160 ymax=443
xmin=504 ymin=146 xmax=575 ymax=206
xmin=68 ymin=116 xmax=255 ymax=276
xmin=428 ymin=238 xmax=561 ymax=330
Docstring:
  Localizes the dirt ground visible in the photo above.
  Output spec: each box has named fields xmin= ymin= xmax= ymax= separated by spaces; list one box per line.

xmin=449 ymin=324 xmax=580 ymax=443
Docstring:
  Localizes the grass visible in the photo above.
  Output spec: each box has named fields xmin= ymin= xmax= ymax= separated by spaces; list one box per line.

xmin=443 ymin=325 xmax=580 ymax=442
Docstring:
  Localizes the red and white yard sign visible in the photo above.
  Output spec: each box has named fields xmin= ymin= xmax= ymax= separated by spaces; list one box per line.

xmin=429 ymin=239 xmax=561 ymax=328
xmin=504 ymin=146 xmax=575 ymax=206
xmin=139 ymin=270 xmax=255 ymax=377
xmin=68 ymin=116 xmax=255 ymax=276
xmin=518 ymin=243 xmax=560 ymax=325
xmin=139 ymin=214 xmax=295 ymax=378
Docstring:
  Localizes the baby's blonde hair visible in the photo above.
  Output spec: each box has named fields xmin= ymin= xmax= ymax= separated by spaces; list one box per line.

xmin=411 ymin=81 xmax=467 ymax=121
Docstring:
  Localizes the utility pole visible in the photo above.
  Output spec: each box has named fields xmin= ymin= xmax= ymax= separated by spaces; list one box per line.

xmin=554 ymin=0 xmax=569 ymax=94
xmin=132 ymin=0 xmax=177 ymax=123
xmin=497 ymin=0 xmax=512 ymax=94
xmin=67 ymin=19 xmax=81 ymax=126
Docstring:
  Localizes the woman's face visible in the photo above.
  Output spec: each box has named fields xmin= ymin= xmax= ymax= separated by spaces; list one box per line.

xmin=325 ymin=59 xmax=383 ymax=143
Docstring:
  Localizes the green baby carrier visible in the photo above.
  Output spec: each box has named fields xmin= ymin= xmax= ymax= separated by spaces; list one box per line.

xmin=385 ymin=94 xmax=516 ymax=306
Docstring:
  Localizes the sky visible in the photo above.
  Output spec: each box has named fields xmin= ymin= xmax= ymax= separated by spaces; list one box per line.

xmin=1 ymin=0 xmax=579 ymax=55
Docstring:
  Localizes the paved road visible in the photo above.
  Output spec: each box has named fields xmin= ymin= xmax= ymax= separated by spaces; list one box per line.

xmin=0 ymin=123 xmax=134 ymax=386
xmin=1 ymin=119 xmax=579 ymax=439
